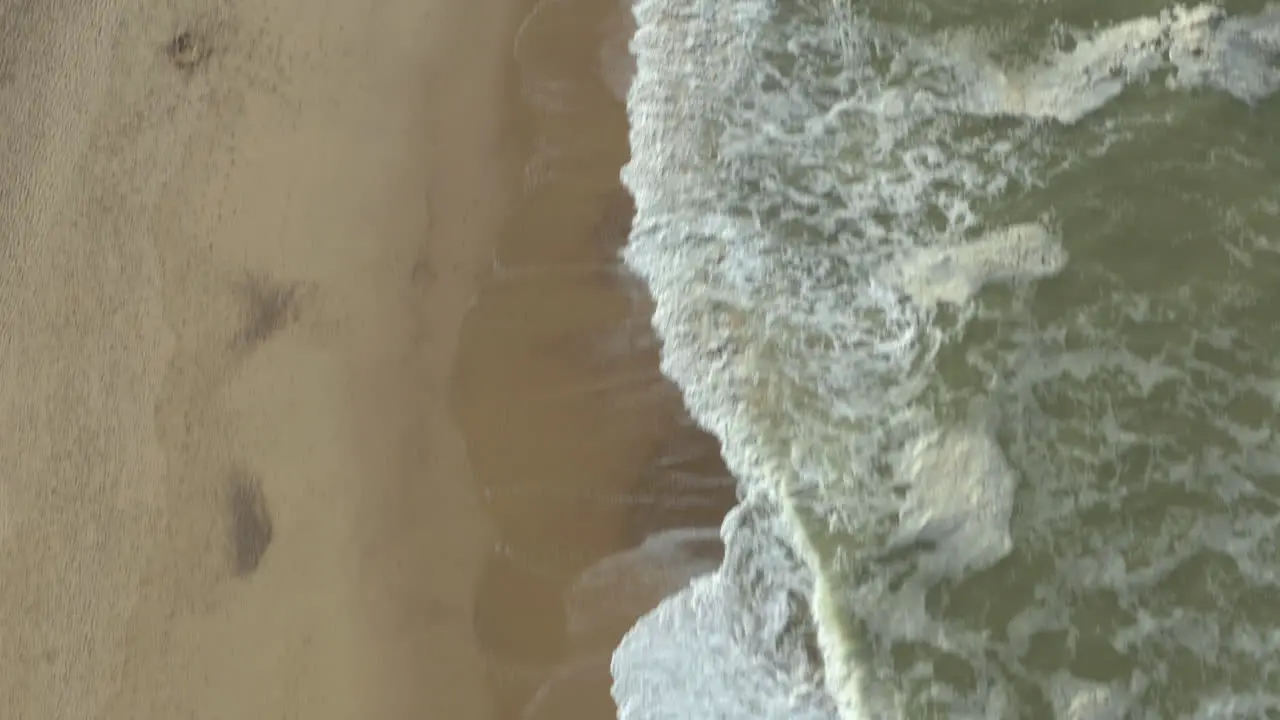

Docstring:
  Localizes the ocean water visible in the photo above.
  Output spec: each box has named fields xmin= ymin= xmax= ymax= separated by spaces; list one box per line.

xmin=609 ymin=1 xmax=1280 ymax=718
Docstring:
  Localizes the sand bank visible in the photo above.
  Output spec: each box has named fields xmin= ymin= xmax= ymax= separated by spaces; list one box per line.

xmin=0 ymin=1 xmax=523 ymax=718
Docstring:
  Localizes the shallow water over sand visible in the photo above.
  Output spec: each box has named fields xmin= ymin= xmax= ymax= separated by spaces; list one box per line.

xmin=454 ymin=1 xmax=733 ymax=717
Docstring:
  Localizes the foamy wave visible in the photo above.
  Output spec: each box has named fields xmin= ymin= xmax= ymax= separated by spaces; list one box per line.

xmin=614 ymin=0 xmax=1280 ymax=717
xmin=881 ymin=222 xmax=1068 ymax=308
xmin=613 ymin=501 xmax=838 ymax=719
xmin=913 ymin=4 xmax=1279 ymax=122
xmin=1166 ymin=3 xmax=1280 ymax=103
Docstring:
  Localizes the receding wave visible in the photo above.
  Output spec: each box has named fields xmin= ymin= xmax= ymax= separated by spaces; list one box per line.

xmin=613 ymin=1 xmax=1280 ymax=718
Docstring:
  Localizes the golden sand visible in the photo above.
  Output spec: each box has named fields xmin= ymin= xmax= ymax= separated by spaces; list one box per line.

xmin=0 ymin=1 xmax=524 ymax=718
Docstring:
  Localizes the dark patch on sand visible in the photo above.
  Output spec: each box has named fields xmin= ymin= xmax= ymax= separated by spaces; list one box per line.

xmin=165 ymin=28 xmax=213 ymax=72
xmin=233 ymin=272 xmax=301 ymax=350
xmin=226 ymin=466 xmax=273 ymax=576
xmin=410 ymin=253 xmax=436 ymax=287
xmin=162 ymin=7 xmax=301 ymax=114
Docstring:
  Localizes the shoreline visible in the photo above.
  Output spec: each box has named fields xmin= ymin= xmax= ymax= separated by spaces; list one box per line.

xmin=0 ymin=0 xmax=730 ymax=718
xmin=1 ymin=1 xmax=527 ymax=718
xmin=458 ymin=0 xmax=737 ymax=717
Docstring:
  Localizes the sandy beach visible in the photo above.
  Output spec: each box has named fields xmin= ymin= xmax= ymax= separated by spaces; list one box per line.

xmin=0 ymin=0 xmax=526 ymax=718
xmin=0 ymin=0 xmax=730 ymax=717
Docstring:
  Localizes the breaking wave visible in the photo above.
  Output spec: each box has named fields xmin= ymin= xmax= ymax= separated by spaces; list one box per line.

xmin=613 ymin=1 xmax=1280 ymax=718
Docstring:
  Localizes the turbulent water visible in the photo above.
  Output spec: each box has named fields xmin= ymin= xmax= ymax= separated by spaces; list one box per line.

xmin=608 ymin=1 xmax=1280 ymax=718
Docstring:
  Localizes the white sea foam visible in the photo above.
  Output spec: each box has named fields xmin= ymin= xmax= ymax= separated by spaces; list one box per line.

xmin=881 ymin=222 xmax=1068 ymax=308
xmin=612 ymin=502 xmax=838 ymax=720
xmin=1167 ymin=3 xmax=1280 ymax=102
xmin=1050 ymin=675 xmax=1136 ymax=720
xmin=610 ymin=0 xmax=1280 ymax=717
xmin=887 ymin=421 xmax=1017 ymax=578
xmin=952 ymin=4 xmax=1279 ymax=121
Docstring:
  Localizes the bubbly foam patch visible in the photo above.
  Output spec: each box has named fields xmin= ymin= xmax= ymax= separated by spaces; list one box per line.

xmin=881 ymin=222 xmax=1067 ymax=308
xmin=1050 ymin=675 xmax=1133 ymax=720
xmin=1167 ymin=3 xmax=1280 ymax=101
xmin=969 ymin=12 xmax=1172 ymax=122
xmin=887 ymin=422 xmax=1017 ymax=579
xmin=950 ymin=4 xmax=1280 ymax=121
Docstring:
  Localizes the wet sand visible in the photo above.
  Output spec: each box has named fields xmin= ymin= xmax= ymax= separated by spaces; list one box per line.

xmin=1 ymin=0 xmax=525 ymax=718
xmin=459 ymin=0 xmax=735 ymax=718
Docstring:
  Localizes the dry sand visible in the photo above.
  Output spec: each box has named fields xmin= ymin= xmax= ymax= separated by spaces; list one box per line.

xmin=0 ymin=0 xmax=526 ymax=718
